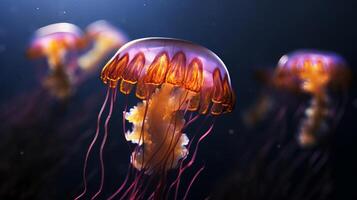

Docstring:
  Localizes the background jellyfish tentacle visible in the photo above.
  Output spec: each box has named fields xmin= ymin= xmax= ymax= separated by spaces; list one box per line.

xmin=76 ymin=37 xmax=235 ymax=200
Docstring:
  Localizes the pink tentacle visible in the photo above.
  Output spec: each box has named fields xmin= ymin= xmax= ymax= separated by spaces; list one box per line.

xmin=173 ymin=120 xmax=215 ymax=200
xmin=107 ymin=164 xmax=132 ymax=200
xmin=122 ymin=95 xmax=132 ymax=151
xmin=183 ymin=114 xmax=200 ymax=129
xmin=127 ymin=96 xmax=150 ymax=198
xmin=185 ymin=122 xmax=215 ymax=172
xmin=183 ymin=166 xmax=205 ymax=200
xmin=120 ymin=175 xmax=141 ymax=200
xmin=91 ymin=90 xmax=115 ymax=200
xmin=148 ymin=192 xmax=154 ymax=200
xmin=75 ymin=87 xmax=110 ymax=200
xmin=108 ymin=96 xmax=133 ymax=200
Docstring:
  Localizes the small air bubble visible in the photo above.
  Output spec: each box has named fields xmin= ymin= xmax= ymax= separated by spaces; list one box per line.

xmin=228 ymin=129 xmax=234 ymax=135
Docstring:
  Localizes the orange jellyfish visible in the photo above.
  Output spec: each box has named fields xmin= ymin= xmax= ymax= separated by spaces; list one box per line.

xmin=27 ymin=23 xmax=86 ymax=99
xmin=216 ymin=51 xmax=350 ymax=200
xmin=78 ymin=20 xmax=129 ymax=72
xmin=273 ymin=50 xmax=350 ymax=147
xmin=75 ymin=37 xmax=235 ymax=200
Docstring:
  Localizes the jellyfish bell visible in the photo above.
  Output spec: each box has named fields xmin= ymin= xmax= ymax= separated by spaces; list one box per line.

xmin=78 ymin=20 xmax=129 ymax=72
xmin=274 ymin=50 xmax=350 ymax=147
xmin=86 ymin=20 xmax=128 ymax=49
xmin=76 ymin=37 xmax=235 ymax=200
xmin=27 ymin=22 xmax=85 ymax=69
xmin=102 ymin=37 xmax=234 ymax=107
xmin=275 ymin=50 xmax=350 ymax=94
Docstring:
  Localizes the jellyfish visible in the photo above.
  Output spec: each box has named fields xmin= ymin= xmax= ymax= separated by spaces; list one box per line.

xmin=214 ymin=51 xmax=350 ymax=200
xmin=78 ymin=20 xmax=129 ymax=72
xmin=244 ymin=50 xmax=350 ymax=148
xmin=75 ymin=37 xmax=235 ymax=200
xmin=27 ymin=23 xmax=86 ymax=99
xmin=274 ymin=50 xmax=350 ymax=147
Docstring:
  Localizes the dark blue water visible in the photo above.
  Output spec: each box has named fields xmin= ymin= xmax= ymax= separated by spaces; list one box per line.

xmin=0 ymin=0 xmax=356 ymax=199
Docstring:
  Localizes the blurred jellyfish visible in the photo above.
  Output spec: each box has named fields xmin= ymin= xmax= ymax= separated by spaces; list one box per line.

xmin=75 ymin=37 xmax=235 ymax=200
xmin=78 ymin=20 xmax=129 ymax=72
xmin=214 ymin=50 xmax=350 ymax=200
xmin=274 ymin=50 xmax=350 ymax=147
xmin=27 ymin=23 xmax=86 ymax=99
xmin=0 ymin=22 xmax=107 ymax=199
xmin=244 ymin=50 xmax=350 ymax=148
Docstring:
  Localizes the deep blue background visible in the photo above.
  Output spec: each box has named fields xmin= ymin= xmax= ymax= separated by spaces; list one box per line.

xmin=0 ymin=0 xmax=356 ymax=199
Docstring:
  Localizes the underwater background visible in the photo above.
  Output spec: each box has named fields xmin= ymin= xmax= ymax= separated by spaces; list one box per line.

xmin=0 ymin=0 xmax=356 ymax=199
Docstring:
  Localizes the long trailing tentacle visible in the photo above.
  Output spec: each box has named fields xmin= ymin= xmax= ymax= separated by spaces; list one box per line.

xmin=91 ymin=89 xmax=116 ymax=200
xmin=183 ymin=165 xmax=205 ymax=200
xmin=123 ymin=95 xmax=131 ymax=150
xmin=129 ymin=95 xmax=151 ymax=197
xmin=113 ymin=95 xmax=151 ymax=200
xmin=171 ymin=118 xmax=215 ymax=200
xmin=107 ymin=164 xmax=132 ymax=200
xmin=75 ymin=87 xmax=110 ymax=200
xmin=108 ymin=96 xmax=133 ymax=200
